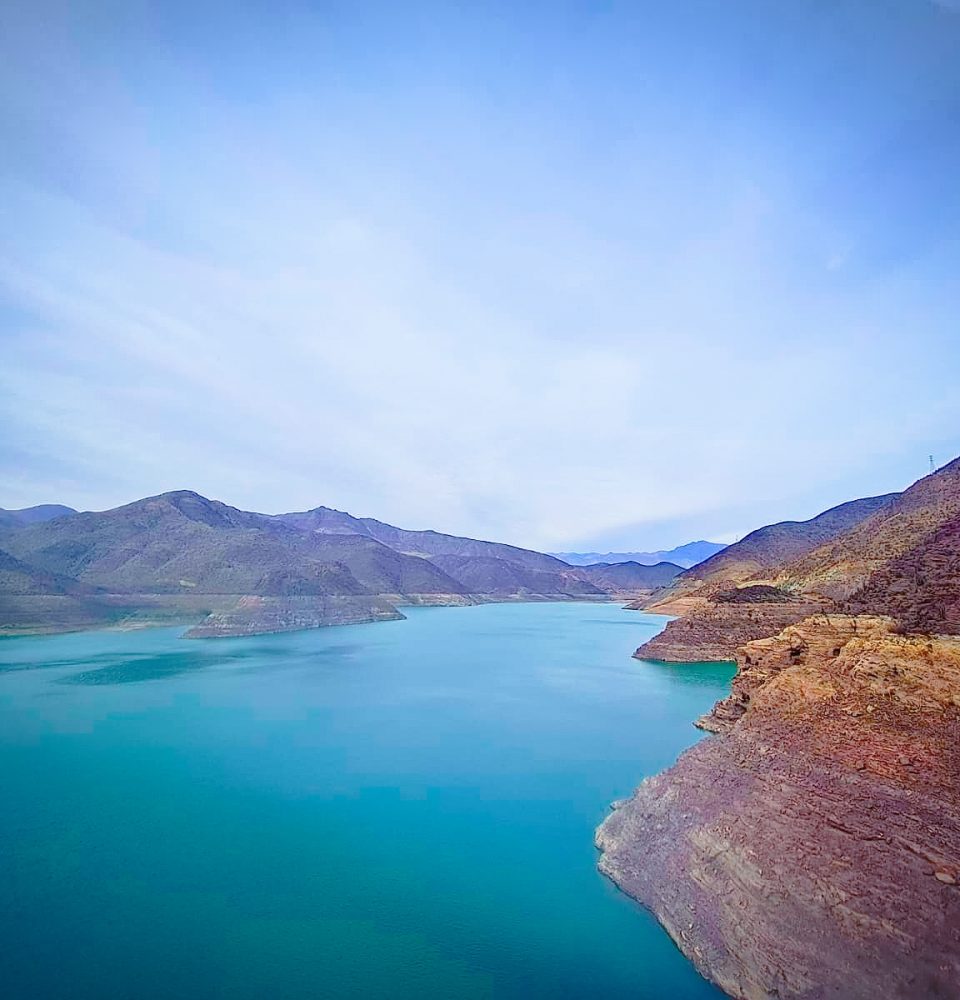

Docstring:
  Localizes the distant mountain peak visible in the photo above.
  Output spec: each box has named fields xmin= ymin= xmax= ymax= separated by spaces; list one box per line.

xmin=0 ymin=504 xmax=78 ymax=530
xmin=551 ymin=540 xmax=727 ymax=569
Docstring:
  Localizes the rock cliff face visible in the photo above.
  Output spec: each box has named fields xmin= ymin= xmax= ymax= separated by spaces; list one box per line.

xmin=598 ymin=615 xmax=960 ymax=999
xmin=606 ymin=457 xmax=960 ymax=998
xmin=846 ymin=514 xmax=960 ymax=633
xmin=635 ymin=599 xmax=824 ymax=664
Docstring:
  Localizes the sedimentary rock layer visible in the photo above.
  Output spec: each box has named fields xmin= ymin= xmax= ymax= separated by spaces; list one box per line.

xmin=598 ymin=616 xmax=960 ymax=1000
xmin=634 ymin=600 xmax=823 ymax=663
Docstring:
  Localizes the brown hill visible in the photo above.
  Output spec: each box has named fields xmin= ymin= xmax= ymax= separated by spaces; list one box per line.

xmin=845 ymin=512 xmax=960 ymax=634
xmin=0 ymin=504 xmax=77 ymax=531
xmin=0 ymin=491 xmax=467 ymax=599
xmin=0 ymin=548 xmax=97 ymax=596
xmin=273 ymin=505 xmax=569 ymax=573
xmin=427 ymin=554 xmax=604 ymax=598
xmin=0 ymin=490 xmax=644 ymax=636
xmin=774 ymin=456 xmax=960 ymax=601
xmin=275 ymin=506 xmax=679 ymax=593
xmin=647 ymin=492 xmax=898 ymax=615
xmin=638 ymin=463 xmax=960 ymax=662
xmin=638 ymin=491 xmax=899 ymax=662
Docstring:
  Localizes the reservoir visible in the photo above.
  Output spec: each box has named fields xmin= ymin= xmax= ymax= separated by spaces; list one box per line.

xmin=0 ymin=602 xmax=731 ymax=999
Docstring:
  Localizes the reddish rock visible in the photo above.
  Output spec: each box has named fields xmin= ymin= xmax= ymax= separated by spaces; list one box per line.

xmin=598 ymin=616 xmax=960 ymax=999
xmin=635 ymin=600 xmax=824 ymax=664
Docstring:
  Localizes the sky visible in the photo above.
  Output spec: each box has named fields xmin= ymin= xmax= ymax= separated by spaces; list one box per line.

xmin=1 ymin=0 xmax=960 ymax=551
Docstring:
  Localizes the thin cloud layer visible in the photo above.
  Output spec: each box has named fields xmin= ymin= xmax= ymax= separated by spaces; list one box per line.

xmin=1 ymin=1 xmax=959 ymax=549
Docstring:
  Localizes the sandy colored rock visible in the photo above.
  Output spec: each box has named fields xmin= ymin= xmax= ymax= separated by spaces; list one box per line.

xmin=634 ymin=600 xmax=824 ymax=663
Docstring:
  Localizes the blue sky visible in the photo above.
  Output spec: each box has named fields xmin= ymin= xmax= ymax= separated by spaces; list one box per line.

xmin=2 ymin=0 xmax=959 ymax=550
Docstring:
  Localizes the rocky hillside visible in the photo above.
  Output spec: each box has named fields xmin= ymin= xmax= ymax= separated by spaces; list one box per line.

xmin=775 ymin=456 xmax=960 ymax=600
xmin=577 ymin=560 xmax=682 ymax=592
xmin=605 ymin=457 xmax=960 ymax=999
xmin=0 ymin=492 xmax=467 ymax=598
xmin=633 ymin=598 xmax=824 ymax=664
xmin=847 ymin=513 xmax=960 ymax=634
xmin=648 ymin=493 xmax=898 ymax=613
xmin=599 ymin=615 xmax=960 ymax=999
xmin=636 ymin=489 xmax=903 ymax=663
xmin=0 ymin=548 xmax=95 ymax=596
xmin=273 ymin=505 xmax=568 ymax=572
xmin=427 ymin=554 xmax=604 ymax=598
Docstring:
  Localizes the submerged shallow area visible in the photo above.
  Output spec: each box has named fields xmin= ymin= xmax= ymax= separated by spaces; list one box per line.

xmin=0 ymin=602 xmax=732 ymax=999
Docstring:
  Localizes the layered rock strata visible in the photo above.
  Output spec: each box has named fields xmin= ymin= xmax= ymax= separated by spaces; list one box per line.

xmin=598 ymin=616 xmax=960 ymax=999
xmin=634 ymin=600 xmax=824 ymax=663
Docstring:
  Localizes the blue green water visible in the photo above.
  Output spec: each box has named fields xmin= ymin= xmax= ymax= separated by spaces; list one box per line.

xmin=0 ymin=602 xmax=731 ymax=999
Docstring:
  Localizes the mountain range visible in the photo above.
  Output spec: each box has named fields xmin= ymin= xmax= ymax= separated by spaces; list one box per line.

xmin=7 ymin=463 xmax=960 ymax=998
xmin=0 ymin=491 xmax=684 ymax=637
xmin=551 ymin=540 xmax=726 ymax=568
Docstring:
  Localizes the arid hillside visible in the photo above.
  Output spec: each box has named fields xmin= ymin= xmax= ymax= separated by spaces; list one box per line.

xmin=638 ymin=462 xmax=960 ymax=663
xmin=605 ymin=457 xmax=960 ymax=999
xmin=0 ymin=490 xmax=659 ymax=637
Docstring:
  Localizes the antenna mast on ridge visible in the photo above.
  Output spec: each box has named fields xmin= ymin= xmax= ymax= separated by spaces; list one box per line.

xmin=930 ymin=454 xmax=935 ymax=474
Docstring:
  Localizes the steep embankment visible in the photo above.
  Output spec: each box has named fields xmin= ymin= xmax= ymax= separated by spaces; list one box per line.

xmin=598 ymin=615 xmax=960 ymax=999
xmin=635 ymin=592 xmax=824 ymax=663
xmin=847 ymin=513 xmax=960 ymax=633
xmin=605 ymin=458 xmax=960 ymax=999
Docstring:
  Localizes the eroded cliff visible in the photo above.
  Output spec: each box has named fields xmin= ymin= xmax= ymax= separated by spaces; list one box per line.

xmin=598 ymin=615 xmax=960 ymax=999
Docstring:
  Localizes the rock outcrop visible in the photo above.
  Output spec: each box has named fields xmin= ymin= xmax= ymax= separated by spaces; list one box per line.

xmin=634 ymin=600 xmax=824 ymax=664
xmin=598 ymin=615 xmax=960 ymax=999
xmin=609 ymin=458 xmax=960 ymax=997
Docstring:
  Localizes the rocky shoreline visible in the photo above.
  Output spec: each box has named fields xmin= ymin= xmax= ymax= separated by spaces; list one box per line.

xmin=597 ymin=614 xmax=960 ymax=999
xmin=633 ymin=599 xmax=824 ymax=664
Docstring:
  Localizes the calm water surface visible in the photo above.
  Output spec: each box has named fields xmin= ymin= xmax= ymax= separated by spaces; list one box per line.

xmin=0 ymin=602 xmax=732 ymax=999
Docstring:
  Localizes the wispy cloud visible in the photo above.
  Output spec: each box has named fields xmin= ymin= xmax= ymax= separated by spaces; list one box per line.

xmin=1 ymin=1 xmax=959 ymax=549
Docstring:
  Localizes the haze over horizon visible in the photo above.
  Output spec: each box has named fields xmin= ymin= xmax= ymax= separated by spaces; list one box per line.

xmin=3 ymin=1 xmax=959 ymax=551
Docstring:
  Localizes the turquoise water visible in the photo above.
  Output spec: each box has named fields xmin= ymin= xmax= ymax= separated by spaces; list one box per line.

xmin=0 ymin=603 xmax=731 ymax=999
